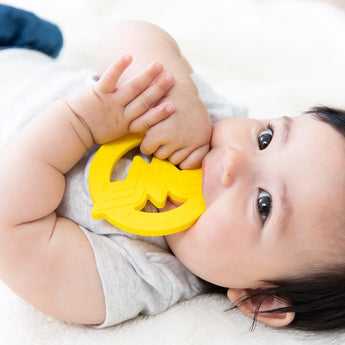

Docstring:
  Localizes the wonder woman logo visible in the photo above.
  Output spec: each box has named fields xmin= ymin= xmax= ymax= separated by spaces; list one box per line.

xmin=89 ymin=133 xmax=205 ymax=236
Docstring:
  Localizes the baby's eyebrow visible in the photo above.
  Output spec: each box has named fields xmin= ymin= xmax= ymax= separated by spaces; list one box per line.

xmin=274 ymin=116 xmax=293 ymax=233
xmin=281 ymin=116 xmax=292 ymax=144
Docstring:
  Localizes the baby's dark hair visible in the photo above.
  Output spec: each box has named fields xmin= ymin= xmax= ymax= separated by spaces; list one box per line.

xmin=236 ymin=106 xmax=345 ymax=332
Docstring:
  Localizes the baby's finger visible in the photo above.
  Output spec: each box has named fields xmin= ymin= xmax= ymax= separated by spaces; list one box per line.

xmin=95 ymin=54 xmax=133 ymax=94
xmin=125 ymin=73 xmax=174 ymax=120
xmin=160 ymin=146 xmax=191 ymax=165
xmin=120 ymin=61 xmax=166 ymax=105
xmin=178 ymin=144 xmax=210 ymax=170
xmin=128 ymin=102 xmax=175 ymax=133
xmin=140 ymin=132 xmax=164 ymax=156
xmin=152 ymin=144 xmax=177 ymax=161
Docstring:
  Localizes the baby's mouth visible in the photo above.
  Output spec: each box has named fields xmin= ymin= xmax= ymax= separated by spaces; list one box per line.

xmin=158 ymin=196 xmax=182 ymax=212
xmin=167 ymin=197 xmax=182 ymax=206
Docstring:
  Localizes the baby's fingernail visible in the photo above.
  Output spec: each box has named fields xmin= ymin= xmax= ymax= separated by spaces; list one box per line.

xmin=165 ymin=73 xmax=174 ymax=83
xmin=123 ymin=54 xmax=132 ymax=62
xmin=165 ymin=104 xmax=175 ymax=113
xmin=154 ymin=62 xmax=163 ymax=72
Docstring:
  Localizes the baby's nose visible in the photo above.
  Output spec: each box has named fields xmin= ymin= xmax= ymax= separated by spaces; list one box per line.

xmin=221 ymin=147 xmax=247 ymax=187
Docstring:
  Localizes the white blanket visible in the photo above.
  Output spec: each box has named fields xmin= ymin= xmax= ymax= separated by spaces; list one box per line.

xmin=2 ymin=0 xmax=345 ymax=343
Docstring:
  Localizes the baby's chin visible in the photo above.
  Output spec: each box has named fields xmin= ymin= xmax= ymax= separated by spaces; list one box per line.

xmin=158 ymin=197 xmax=182 ymax=212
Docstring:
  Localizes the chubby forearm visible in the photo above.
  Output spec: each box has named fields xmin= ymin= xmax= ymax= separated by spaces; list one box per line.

xmin=21 ymin=100 xmax=93 ymax=173
xmin=0 ymin=100 xmax=92 ymax=225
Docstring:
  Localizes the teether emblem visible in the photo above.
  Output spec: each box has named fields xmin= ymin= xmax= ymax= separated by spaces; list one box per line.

xmin=89 ymin=132 xmax=205 ymax=236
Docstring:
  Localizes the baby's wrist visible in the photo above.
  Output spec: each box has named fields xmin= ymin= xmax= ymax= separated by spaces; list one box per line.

xmin=64 ymin=99 xmax=95 ymax=150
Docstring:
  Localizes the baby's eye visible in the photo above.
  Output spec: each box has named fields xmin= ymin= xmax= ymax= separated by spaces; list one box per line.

xmin=258 ymin=127 xmax=273 ymax=150
xmin=257 ymin=189 xmax=271 ymax=222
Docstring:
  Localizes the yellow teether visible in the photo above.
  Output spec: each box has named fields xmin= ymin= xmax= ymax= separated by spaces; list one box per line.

xmin=89 ymin=132 xmax=205 ymax=236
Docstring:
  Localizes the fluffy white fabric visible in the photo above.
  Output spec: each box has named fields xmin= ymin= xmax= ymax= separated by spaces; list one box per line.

xmin=1 ymin=0 xmax=345 ymax=343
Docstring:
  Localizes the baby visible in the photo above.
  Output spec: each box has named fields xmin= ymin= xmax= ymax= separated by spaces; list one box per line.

xmin=0 ymin=19 xmax=345 ymax=332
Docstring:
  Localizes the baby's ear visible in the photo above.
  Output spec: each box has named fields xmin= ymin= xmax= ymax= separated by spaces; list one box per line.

xmin=227 ymin=288 xmax=295 ymax=328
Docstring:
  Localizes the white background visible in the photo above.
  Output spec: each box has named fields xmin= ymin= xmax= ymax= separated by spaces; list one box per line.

xmin=3 ymin=0 xmax=345 ymax=119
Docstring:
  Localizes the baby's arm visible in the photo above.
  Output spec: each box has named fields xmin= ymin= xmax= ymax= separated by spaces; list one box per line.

xmin=0 ymin=56 xmax=174 ymax=325
xmin=96 ymin=21 xmax=212 ymax=169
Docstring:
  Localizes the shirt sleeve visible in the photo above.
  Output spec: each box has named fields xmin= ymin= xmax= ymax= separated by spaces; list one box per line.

xmin=81 ymin=227 xmax=207 ymax=328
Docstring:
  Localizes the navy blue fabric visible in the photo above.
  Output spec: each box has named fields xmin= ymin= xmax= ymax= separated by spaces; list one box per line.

xmin=0 ymin=5 xmax=63 ymax=58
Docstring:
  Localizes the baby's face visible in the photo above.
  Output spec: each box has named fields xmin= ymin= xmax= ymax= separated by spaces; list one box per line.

xmin=166 ymin=114 xmax=345 ymax=289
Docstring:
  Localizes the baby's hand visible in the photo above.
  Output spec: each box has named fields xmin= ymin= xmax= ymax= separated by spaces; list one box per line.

xmin=136 ymin=86 xmax=212 ymax=169
xmin=67 ymin=55 xmax=175 ymax=145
